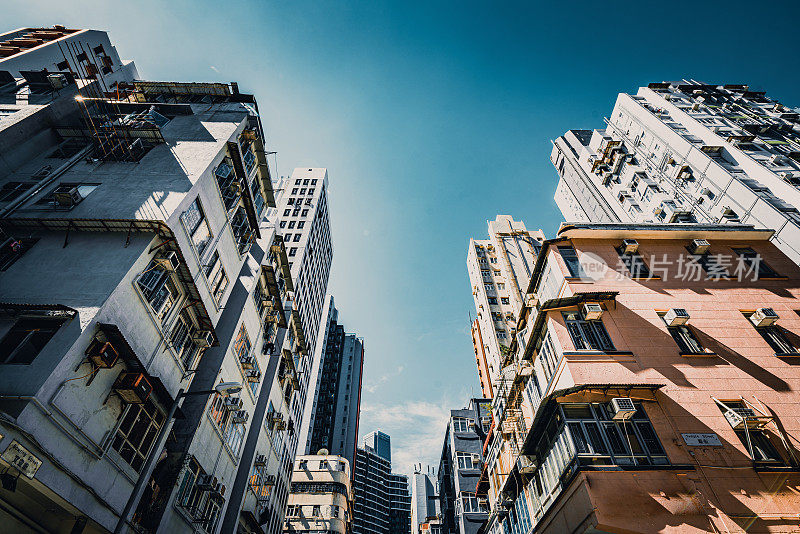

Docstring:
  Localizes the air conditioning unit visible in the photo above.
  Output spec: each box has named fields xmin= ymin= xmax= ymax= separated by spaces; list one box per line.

xmin=47 ymin=72 xmax=68 ymax=89
xmin=664 ymin=308 xmax=690 ymax=326
xmin=240 ymin=355 xmax=255 ymax=369
xmin=158 ymin=250 xmax=180 ymax=271
xmin=53 ymin=185 xmax=82 ymax=207
xmin=517 ymin=454 xmax=536 ymax=474
xmin=86 ymin=340 xmax=119 ymax=368
xmin=688 ymin=239 xmax=710 ymax=255
xmin=621 ymin=239 xmax=639 ymax=254
xmin=750 ymin=307 xmax=779 ymax=327
xmin=724 ymin=407 xmax=758 ymax=430
xmin=517 ymin=361 xmax=534 ymax=377
xmin=232 ymin=410 xmax=249 ymax=423
xmin=113 ymin=372 xmax=152 ymax=404
xmin=611 ymin=397 xmax=637 ymax=420
xmin=265 ymin=474 xmax=276 ymax=485
xmin=224 ymin=397 xmax=243 ymax=411
xmin=193 ymin=330 xmax=214 ymax=348
xmin=254 ymin=454 xmax=267 ymax=466
xmin=246 ymin=370 xmax=261 ymax=383
xmin=769 ymin=154 xmax=787 ymax=166
xmin=582 ymin=302 xmax=603 ymax=321
xmin=196 ymin=474 xmax=218 ymax=491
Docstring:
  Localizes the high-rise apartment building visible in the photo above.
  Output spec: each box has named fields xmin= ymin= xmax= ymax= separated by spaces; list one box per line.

xmin=466 ymin=216 xmax=543 ymax=399
xmin=351 ymin=430 xmax=408 ymax=534
xmin=411 ymin=466 xmax=440 ymax=534
xmin=283 ymin=453 xmax=352 ymax=534
xmin=300 ymin=295 xmax=365 ymax=471
xmin=0 ymin=26 xmax=332 ymax=534
xmin=437 ymin=399 xmax=490 ymax=534
xmin=481 ymin=221 xmax=800 ymax=533
xmin=552 ymin=80 xmax=800 ymax=262
xmin=388 ymin=472 xmax=412 ymax=534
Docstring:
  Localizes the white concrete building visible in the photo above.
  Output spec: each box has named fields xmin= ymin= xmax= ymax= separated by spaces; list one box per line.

xmin=283 ymin=454 xmax=352 ymax=534
xmin=552 ymin=80 xmax=800 ymax=262
xmin=0 ymin=26 xmax=333 ymax=534
xmin=466 ymin=216 xmax=543 ymax=398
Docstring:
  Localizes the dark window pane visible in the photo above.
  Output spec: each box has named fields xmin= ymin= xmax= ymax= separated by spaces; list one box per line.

xmin=635 ymin=422 xmax=665 ymax=456
xmin=558 ymin=246 xmax=585 ymax=277
xmin=584 ymin=422 xmax=607 ymax=455
xmin=602 ymin=423 xmax=628 ymax=455
xmin=568 ymin=423 xmax=589 ymax=453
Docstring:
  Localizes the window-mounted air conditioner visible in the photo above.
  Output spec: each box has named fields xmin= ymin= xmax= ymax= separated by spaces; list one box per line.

xmin=48 ymin=72 xmax=68 ymax=89
xmin=193 ymin=330 xmax=214 ymax=348
xmin=254 ymin=454 xmax=267 ymax=466
xmin=750 ymin=307 xmax=779 ymax=327
xmin=664 ymin=308 xmax=690 ymax=326
xmin=621 ymin=239 xmax=639 ymax=254
xmin=611 ymin=397 xmax=637 ymax=420
xmin=688 ymin=239 xmax=710 ymax=255
xmin=240 ymin=355 xmax=255 ymax=369
xmin=517 ymin=454 xmax=536 ymax=474
xmin=265 ymin=474 xmax=276 ymax=485
xmin=724 ymin=407 xmax=758 ymax=430
xmin=113 ymin=372 xmax=152 ymax=404
xmin=582 ymin=303 xmax=603 ymax=321
xmin=232 ymin=410 xmax=249 ymax=423
xmin=86 ymin=339 xmax=119 ymax=368
xmin=247 ymin=370 xmax=261 ymax=383
xmin=159 ymin=250 xmax=180 ymax=271
xmin=517 ymin=361 xmax=534 ymax=377
xmin=196 ymin=474 xmax=223 ymax=495
xmin=224 ymin=396 xmax=243 ymax=411
xmin=53 ymin=184 xmax=82 ymax=207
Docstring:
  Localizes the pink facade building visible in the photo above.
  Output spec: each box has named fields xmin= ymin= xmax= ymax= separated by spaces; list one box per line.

xmin=481 ymin=223 xmax=800 ymax=534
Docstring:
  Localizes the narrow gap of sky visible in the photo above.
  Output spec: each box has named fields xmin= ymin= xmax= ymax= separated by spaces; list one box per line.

xmin=6 ymin=0 xmax=800 ymax=475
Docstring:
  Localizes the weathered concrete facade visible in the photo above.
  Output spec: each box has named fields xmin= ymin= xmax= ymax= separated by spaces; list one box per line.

xmin=283 ymin=453 xmax=352 ymax=534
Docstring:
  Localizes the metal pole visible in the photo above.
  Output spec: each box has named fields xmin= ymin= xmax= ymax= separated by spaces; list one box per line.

xmin=114 ymin=388 xmax=184 ymax=534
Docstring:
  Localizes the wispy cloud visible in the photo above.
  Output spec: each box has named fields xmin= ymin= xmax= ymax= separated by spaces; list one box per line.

xmin=360 ymin=399 xmax=451 ymax=476
xmin=210 ymin=65 xmax=220 ymax=73
xmin=364 ymin=365 xmax=404 ymax=393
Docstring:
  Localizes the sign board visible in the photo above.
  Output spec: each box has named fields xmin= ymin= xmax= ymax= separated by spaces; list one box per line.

xmin=2 ymin=440 xmax=43 ymax=478
xmin=682 ymin=433 xmax=723 ymax=447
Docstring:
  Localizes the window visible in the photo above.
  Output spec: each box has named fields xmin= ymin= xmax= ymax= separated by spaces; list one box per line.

xmin=688 ymin=250 xmax=730 ymax=278
xmin=284 ymin=234 xmax=291 ymax=242
xmin=0 ymin=316 xmax=66 ymax=364
xmin=289 ymin=247 xmax=297 ymax=256
xmin=311 ymin=179 xmax=317 ymax=185
xmin=181 ymin=199 xmax=212 ymax=258
xmin=461 ymin=492 xmax=486 ymax=513
xmin=563 ymin=402 xmax=668 ymax=466
xmin=291 ymin=188 xmax=298 ymax=194
xmin=494 ymin=270 xmax=501 ymax=277
xmin=558 ymin=246 xmax=585 ymax=278
xmin=718 ymin=402 xmax=783 ymax=463
xmin=490 ymin=257 xmax=497 ymax=264
xmin=112 ymin=397 xmax=165 ymax=472
xmin=488 ymin=297 xmax=497 ymax=305
xmin=176 ymin=457 xmax=224 ymax=532
xmin=744 ymin=312 xmax=798 ymax=355
xmin=308 ymin=189 xmax=315 ymax=195
xmin=204 ymin=251 xmax=228 ymax=304
xmin=456 ymin=451 xmax=478 ymax=470
xmin=501 ymin=297 xmax=509 ymax=305
xmin=301 ymin=209 xmax=308 ymax=217
xmin=137 ymin=262 xmax=180 ymax=323
xmin=312 ymin=505 xmax=321 ymax=517
xmin=319 ymin=459 xmax=329 ymax=469
xmin=563 ymin=312 xmax=614 ymax=351
xmin=279 ymin=221 xmax=286 ymax=228
xmin=616 ymin=244 xmax=651 ymax=278
xmin=297 ymin=221 xmax=305 ymax=229
xmin=658 ymin=312 xmax=705 ymax=354
xmin=286 ymin=505 xmax=300 ymax=517
xmin=293 ymin=234 xmax=301 ymax=242
xmin=287 ymin=197 xmax=295 ymax=205
xmin=299 ymin=188 xmax=306 ymax=195
xmin=733 ymin=248 xmax=779 ymax=278
xmin=0 ymin=237 xmax=38 ymax=271
xmin=283 ymin=209 xmax=291 ymax=216
xmin=452 ymin=417 xmax=471 ymax=433
xmin=170 ymin=313 xmax=199 ymax=368
xmin=288 ymin=221 xmax=296 ymax=229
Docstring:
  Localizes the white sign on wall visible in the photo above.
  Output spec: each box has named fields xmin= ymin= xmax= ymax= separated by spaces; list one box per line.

xmin=2 ymin=440 xmax=43 ymax=478
xmin=681 ymin=433 xmax=723 ymax=447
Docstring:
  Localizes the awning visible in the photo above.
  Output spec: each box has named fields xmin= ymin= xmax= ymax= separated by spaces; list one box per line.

xmin=227 ymin=141 xmax=261 ymax=240
xmin=521 ymin=383 xmax=665 ymax=458
xmin=252 ymin=137 xmax=276 ymax=208
xmin=520 ymin=292 xmax=619 ymax=362
xmin=0 ymin=217 xmax=218 ymax=341
xmin=269 ymin=237 xmax=293 ymax=292
xmin=0 ymin=303 xmax=77 ymax=319
xmin=290 ymin=310 xmax=307 ymax=354
xmin=239 ymin=510 xmax=264 ymax=534
xmin=96 ymin=323 xmax=177 ymax=408
xmin=259 ymin=265 xmax=281 ymax=301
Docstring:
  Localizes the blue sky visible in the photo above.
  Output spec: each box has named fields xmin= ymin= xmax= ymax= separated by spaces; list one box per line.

xmin=7 ymin=0 xmax=800 ymax=476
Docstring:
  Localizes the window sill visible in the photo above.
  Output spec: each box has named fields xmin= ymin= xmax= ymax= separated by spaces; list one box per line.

xmin=680 ymin=352 xmax=717 ymax=358
xmin=628 ymin=276 xmax=662 ymax=281
xmin=562 ymin=350 xmax=634 ymax=356
xmin=775 ymin=352 xmax=800 ymax=359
